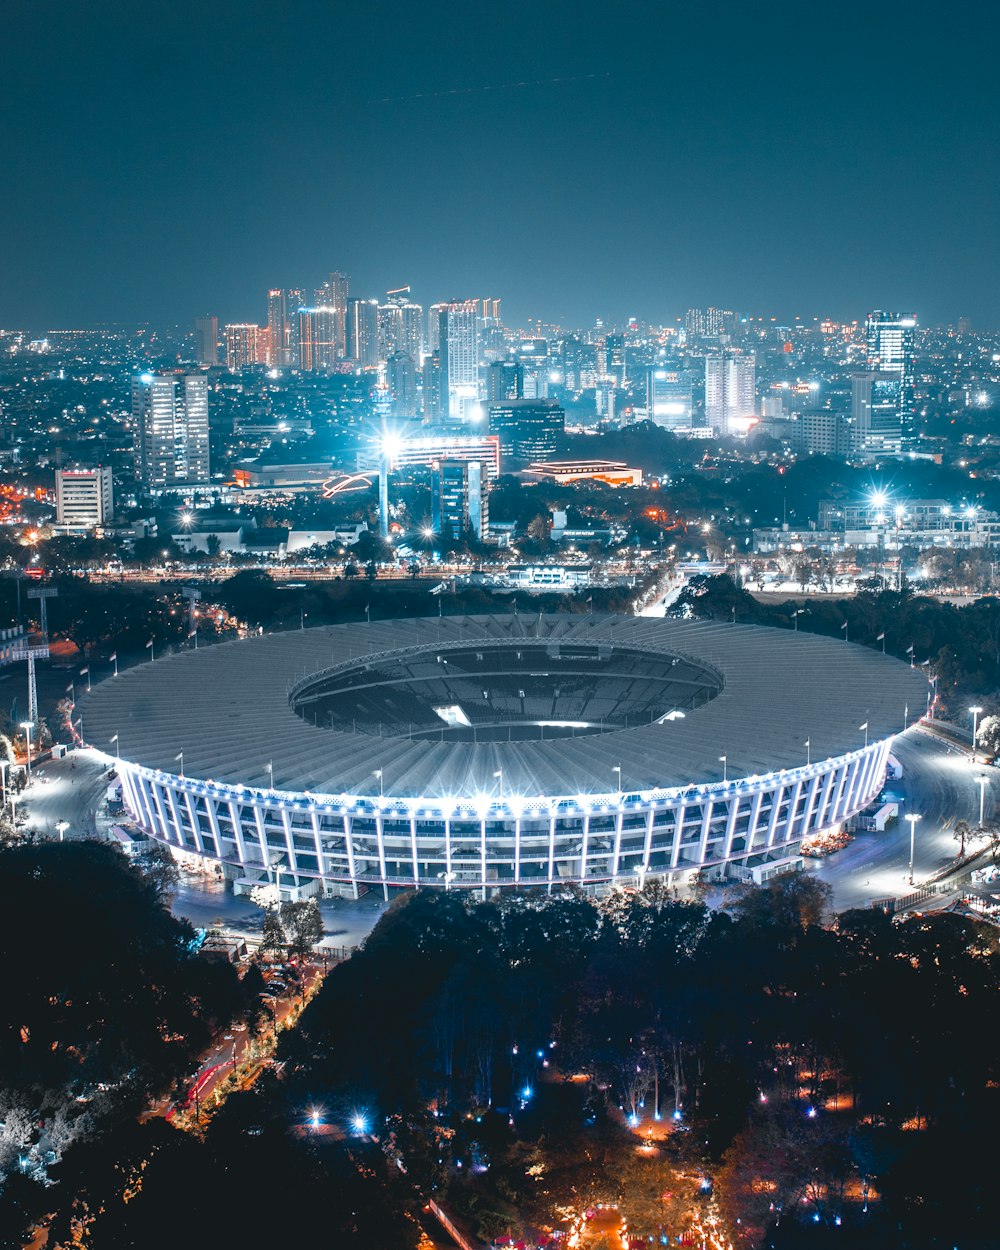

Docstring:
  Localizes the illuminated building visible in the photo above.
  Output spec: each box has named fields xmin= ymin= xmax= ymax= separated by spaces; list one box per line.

xmin=488 ymin=360 xmax=524 ymax=403
xmin=647 ymin=367 xmax=695 ymax=430
xmin=298 ymin=307 xmax=338 ymax=371
xmin=55 ymin=466 xmax=113 ymax=528
xmin=358 ymin=431 xmax=500 ymax=479
xmin=705 ymin=353 xmax=755 ymax=435
xmin=346 ymin=298 xmax=379 ymax=368
xmin=488 ymin=399 xmax=564 ymax=466
xmin=195 ymin=316 xmax=218 ymax=366
xmin=851 ymin=373 xmax=902 ymax=453
xmin=525 ymin=459 xmax=642 ymax=487
xmin=379 ymin=288 xmax=423 ymax=364
xmin=83 ymin=615 xmax=927 ymax=900
xmin=438 ymin=299 xmax=481 ymax=420
xmin=224 ymin=323 xmax=269 ymax=371
xmin=432 ymin=458 xmax=489 ymax=541
xmin=132 ymin=372 xmax=210 ymax=489
xmin=865 ymin=310 xmax=916 ymax=445
xmin=387 ymin=350 xmax=418 ymax=418
xmin=313 ymin=271 xmax=349 ymax=357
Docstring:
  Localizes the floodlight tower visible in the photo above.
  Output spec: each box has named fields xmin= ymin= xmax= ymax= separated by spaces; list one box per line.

xmin=374 ymin=378 xmax=393 ymax=541
xmin=25 ymin=586 xmax=58 ymax=725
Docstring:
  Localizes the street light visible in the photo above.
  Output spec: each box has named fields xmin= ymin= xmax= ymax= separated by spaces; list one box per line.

xmin=804 ymin=738 xmax=811 ymax=766
xmin=110 ymin=733 xmax=119 ymax=759
xmin=373 ymin=769 xmax=383 ymax=798
xmin=719 ymin=755 xmax=727 ymax=783
xmin=905 ymin=813 xmax=921 ymax=886
xmin=20 ymin=722 xmax=33 ymax=783
xmin=979 ymin=775 xmax=988 ymax=828
xmin=612 ymin=764 xmax=622 ymax=796
xmin=970 ymin=706 xmax=984 ymax=763
xmin=493 ymin=768 xmax=503 ymax=799
xmin=55 ymin=820 xmax=69 ymax=843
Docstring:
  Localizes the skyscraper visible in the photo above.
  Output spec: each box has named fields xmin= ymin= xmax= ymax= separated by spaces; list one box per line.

xmin=851 ymin=373 xmax=902 ymax=453
xmin=387 ymin=350 xmax=418 ymax=418
xmin=346 ymin=298 xmax=379 ymax=368
xmin=298 ymin=307 xmax=338 ymax=371
xmin=488 ymin=399 xmax=564 ymax=467
xmin=195 ymin=316 xmax=219 ymax=366
xmin=432 ymin=458 xmax=489 ymax=542
xmin=865 ymin=311 xmax=916 ymax=444
xmin=266 ymin=290 xmax=288 ymax=367
xmin=488 ymin=360 xmax=524 ymax=404
xmin=438 ymin=300 xmax=481 ymax=420
xmin=313 ymin=271 xmax=349 ymax=358
xmin=647 ymin=367 xmax=694 ymax=430
xmin=224 ymin=324 xmax=269 ymax=371
xmin=705 ymin=354 xmax=755 ymax=435
xmin=132 ymin=373 xmax=210 ymax=490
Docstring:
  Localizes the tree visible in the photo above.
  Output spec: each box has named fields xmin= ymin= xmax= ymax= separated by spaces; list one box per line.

xmin=954 ymin=818 xmax=972 ymax=857
xmin=259 ymin=906 xmax=285 ymax=957
xmin=133 ymin=839 xmax=180 ymax=898
xmin=279 ymin=898 xmax=324 ymax=958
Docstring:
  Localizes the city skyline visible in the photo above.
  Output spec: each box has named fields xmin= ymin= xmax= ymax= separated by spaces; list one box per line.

xmin=2 ymin=1 xmax=998 ymax=330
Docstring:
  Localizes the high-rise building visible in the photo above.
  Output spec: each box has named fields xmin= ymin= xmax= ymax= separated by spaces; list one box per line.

xmin=132 ymin=373 xmax=210 ymax=490
xmin=224 ymin=324 xmax=269 ymax=371
xmin=705 ymin=354 xmax=755 ymax=435
xmin=489 ymin=399 xmax=564 ymax=468
xmin=266 ymin=290 xmax=288 ymax=366
xmin=379 ymin=288 xmax=423 ymax=364
xmin=387 ymin=351 xmax=418 ymax=418
xmin=422 ymin=352 xmax=442 ymax=422
xmin=346 ymin=298 xmax=379 ymax=368
xmin=865 ymin=311 xmax=916 ymax=444
xmin=604 ymin=334 xmax=626 ymax=385
xmin=298 ymin=308 xmax=338 ymax=371
xmin=439 ymin=300 xmax=481 ymax=420
xmin=432 ymin=458 xmax=489 ymax=542
xmin=312 ymin=272 xmax=349 ymax=358
xmin=488 ymin=360 xmax=524 ymax=404
xmin=851 ymin=373 xmax=902 ymax=453
xmin=685 ymin=308 xmax=737 ymax=338
xmin=55 ymin=466 xmax=114 ymax=528
xmin=195 ymin=316 xmax=219 ymax=366
xmin=427 ymin=302 xmax=448 ymax=355
xmin=647 ymin=368 xmax=695 ymax=430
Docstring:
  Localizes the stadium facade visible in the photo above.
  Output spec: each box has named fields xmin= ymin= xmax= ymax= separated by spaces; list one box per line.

xmin=81 ymin=615 xmax=927 ymax=899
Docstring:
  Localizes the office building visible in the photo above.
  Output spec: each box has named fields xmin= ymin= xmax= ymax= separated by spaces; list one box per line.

xmin=865 ymin=310 xmax=916 ymax=444
xmin=488 ymin=360 xmax=524 ymax=404
xmin=195 ymin=316 xmax=219 ymax=367
xmin=647 ymin=367 xmax=695 ymax=430
xmin=427 ymin=302 xmax=448 ymax=354
xmin=705 ymin=353 xmax=756 ymax=435
xmin=439 ymin=299 xmax=481 ymax=420
xmin=489 ymin=399 xmax=564 ymax=467
xmin=685 ymin=307 xmax=736 ymax=338
xmin=852 ymin=373 xmax=903 ymax=453
xmin=346 ymin=298 xmax=379 ymax=368
xmin=422 ymin=352 xmax=443 ymax=422
xmin=432 ymin=458 xmax=489 ymax=542
xmin=387 ymin=351 xmax=418 ymax=418
xmin=224 ymin=323 xmax=268 ymax=371
xmin=132 ymin=373 xmax=210 ymax=490
xmin=298 ymin=308 xmax=338 ymax=371
xmin=55 ymin=466 xmax=114 ymax=528
xmin=312 ymin=272 xmax=348 ymax=358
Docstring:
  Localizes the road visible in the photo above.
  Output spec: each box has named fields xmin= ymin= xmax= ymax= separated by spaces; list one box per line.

xmin=810 ymin=726 xmax=993 ymax=910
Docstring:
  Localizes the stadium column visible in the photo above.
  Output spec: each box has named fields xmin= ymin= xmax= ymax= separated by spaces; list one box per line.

xmin=668 ymin=800 xmax=684 ymax=871
xmin=343 ymin=813 xmax=359 ymax=900
xmin=546 ymin=812 xmax=556 ymax=893
xmin=744 ymin=788 xmax=766 ymax=856
xmin=720 ymin=791 xmax=741 ymax=861
xmin=409 ymin=814 xmax=420 ymax=885
xmin=374 ymin=810 xmax=388 ymax=900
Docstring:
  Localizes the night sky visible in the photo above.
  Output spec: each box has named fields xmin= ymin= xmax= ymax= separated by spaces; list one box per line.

xmin=2 ymin=0 xmax=998 ymax=330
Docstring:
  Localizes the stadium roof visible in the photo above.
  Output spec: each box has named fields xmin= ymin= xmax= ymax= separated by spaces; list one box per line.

xmin=82 ymin=615 xmax=928 ymax=799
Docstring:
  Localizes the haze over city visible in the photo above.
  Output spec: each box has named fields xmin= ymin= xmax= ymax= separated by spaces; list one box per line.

xmin=2 ymin=0 xmax=998 ymax=329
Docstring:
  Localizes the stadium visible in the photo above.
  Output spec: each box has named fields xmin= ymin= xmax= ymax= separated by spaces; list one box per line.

xmin=81 ymin=614 xmax=927 ymax=899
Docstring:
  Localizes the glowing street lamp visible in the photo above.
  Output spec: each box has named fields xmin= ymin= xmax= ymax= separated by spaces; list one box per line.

xmin=373 ymin=769 xmax=383 ymax=798
xmin=612 ymin=764 xmax=622 ymax=796
xmin=718 ymin=755 xmax=727 ymax=783
xmin=20 ymin=722 xmax=33 ymax=782
xmin=905 ymin=813 xmax=921 ymax=886
xmin=979 ymin=775 xmax=988 ymax=828
xmin=970 ymin=706 xmax=984 ymax=763
xmin=55 ymin=820 xmax=69 ymax=843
